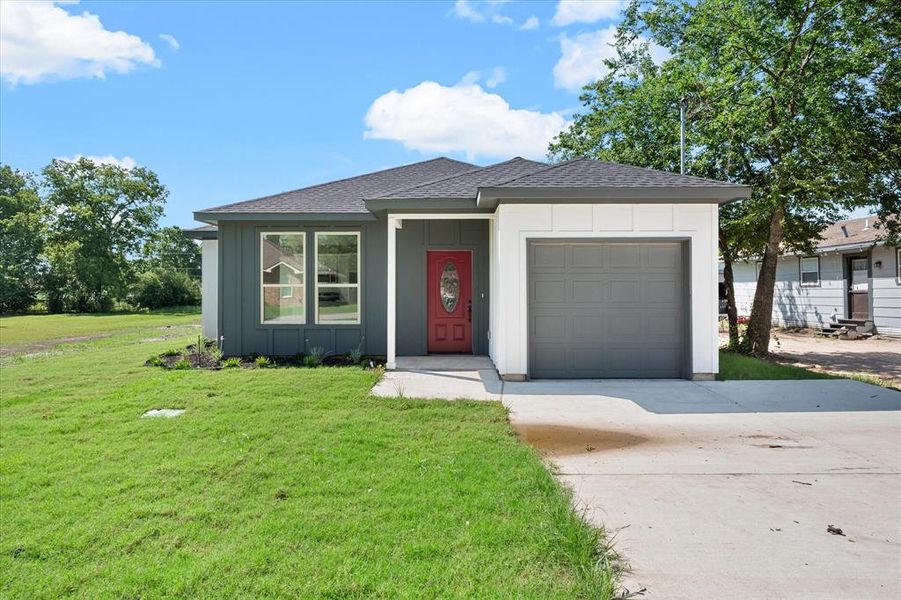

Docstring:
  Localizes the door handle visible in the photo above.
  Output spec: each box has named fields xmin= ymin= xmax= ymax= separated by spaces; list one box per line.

xmin=467 ymin=300 xmax=472 ymax=323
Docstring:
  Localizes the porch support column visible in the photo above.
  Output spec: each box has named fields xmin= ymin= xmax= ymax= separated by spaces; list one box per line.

xmin=386 ymin=215 xmax=400 ymax=369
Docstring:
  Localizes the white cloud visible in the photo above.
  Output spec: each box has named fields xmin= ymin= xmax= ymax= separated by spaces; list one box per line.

xmin=159 ymin=33 xmax=179 ymax=51
xmin=58 ymin=154 xmax=138 ymax=169
xmin=364 ymin=80 xmax=568 ymax=161
xmin=0 ymin=1 xmax=158 ymax=85
xmin=450 ymin=0 xmax=535 ymax=30
xmin=553 ymin=25 xmax=670 ymax=93
xmin=551 ymin=0 xmax=627 ymax=26
xmin=520 ymin=16 xmax=540 ymax=30
xmin=451 ymin=0 xmax=485 ymax=23
xmin=485 ymin=66 xmax=506 ymax=88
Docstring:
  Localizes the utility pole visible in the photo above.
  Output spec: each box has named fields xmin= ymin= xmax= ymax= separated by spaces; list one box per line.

xmin=680 ymin=97 xmax=686 ymax=174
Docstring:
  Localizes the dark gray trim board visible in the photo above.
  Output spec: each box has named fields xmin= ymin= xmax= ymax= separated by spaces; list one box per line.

xmin=195 ymin=211 xmax=377 ymax=225
xmin=477 ymin=186 xmax=751 ymax=207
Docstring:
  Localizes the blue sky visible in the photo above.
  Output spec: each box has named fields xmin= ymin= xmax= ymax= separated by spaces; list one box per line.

xmin=1 ymin=1 xmax=643 ymax=227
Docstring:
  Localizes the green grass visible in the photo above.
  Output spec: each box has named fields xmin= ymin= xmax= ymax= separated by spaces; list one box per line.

xmin=0 ymin=307 xmax=200 ymax=348
xmin=718 ymin=350 xmax=836 ymax=381
xmin=0 ymin=315 xmax=617 ymax=598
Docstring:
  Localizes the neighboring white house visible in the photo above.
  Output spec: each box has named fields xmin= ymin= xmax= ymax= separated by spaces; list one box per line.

xmin=730 ymin=215 xmax=901 ymax=335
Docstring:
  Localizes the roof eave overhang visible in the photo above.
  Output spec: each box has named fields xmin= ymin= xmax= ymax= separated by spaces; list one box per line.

xmin=364 ymin=197 xmax=484 ymax=213
xmin=183 ymin=228 xmax=218 ymax=240
xmin=193 ymin=211 xmax=378 ymax=224
xmin=476 ymin=186 xmax=752 ymax=208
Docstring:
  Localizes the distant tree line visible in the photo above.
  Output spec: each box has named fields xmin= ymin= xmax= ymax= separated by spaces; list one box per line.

xmin=0 ymin=158 xmax=200 ymax=314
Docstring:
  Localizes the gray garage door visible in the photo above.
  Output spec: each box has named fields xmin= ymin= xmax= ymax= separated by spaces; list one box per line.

xmin=528 ymin=240 xmax=687 ymax=379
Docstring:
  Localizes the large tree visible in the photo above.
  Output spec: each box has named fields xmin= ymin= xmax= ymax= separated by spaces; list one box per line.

xmin=141 ymin=226 xmax=201 ymax=278
xmin=42 ymin=158 xmax=167 ymax=312
xmin=551 ymin=0 xmax=899 ymax=355
xmin=0 ymin=166 xmax=45 ymax=313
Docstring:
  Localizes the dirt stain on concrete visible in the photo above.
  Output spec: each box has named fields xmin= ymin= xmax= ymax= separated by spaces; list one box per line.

xmin=515 ymin=423 xmax=649 ymax=456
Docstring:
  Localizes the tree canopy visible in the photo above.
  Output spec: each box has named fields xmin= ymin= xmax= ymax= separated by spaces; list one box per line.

xmin=41 ymin=158 xmax=168 ymax=312
xmin=550 ymin=0 xmax=899 ymax=353
xmin=0 ymin=166 xmax=45 ymax=313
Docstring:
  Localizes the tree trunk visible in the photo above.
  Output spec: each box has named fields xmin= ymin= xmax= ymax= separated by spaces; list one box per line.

xmin=720 ymin=244 xmax=740 ymax=349
xmin=745 ymin=203 xmax=785 ymax=355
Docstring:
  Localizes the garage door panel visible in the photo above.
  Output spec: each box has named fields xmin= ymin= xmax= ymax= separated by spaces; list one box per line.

xmin=645 ymin=279 xmax=681 ymax=303
xmin=531 ymin=243 xmax=566 ymax=268
xmin=532 ymin=314 xmax=566 ymax=339
xmin=529 ymin=240 xmax=685 ymax=379
xmin=570 ymin=314 xmax=604 ymax=339
xmin=647 ymin=244 xmax=681 ymax=268
xmin=571 ymin=244 xmax=605 ymax=268
xmin=609 ymin=280 xmax=640 ymax=303
xmin=572 ymin=280 xmax=606 ymax=303
xmin=608 ymin=245 xmax=642 ymax=268
xmin=532 ymin=279 xmax=567 ymax=303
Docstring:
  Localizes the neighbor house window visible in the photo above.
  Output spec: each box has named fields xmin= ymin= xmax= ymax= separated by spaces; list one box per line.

xmin=261 ymin=232 xmax=305 ymax=324
xmin=315 ymin=232 xmax=360 ymax=324
xmin=800 ymin=257 xmax=820 ymax=286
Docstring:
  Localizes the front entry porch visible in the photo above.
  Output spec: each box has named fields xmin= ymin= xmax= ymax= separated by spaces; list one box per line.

xmin=386 ymin=213 xmax=494 ymax=369
xmin=395 ymin=355 xmax=494 ymax=371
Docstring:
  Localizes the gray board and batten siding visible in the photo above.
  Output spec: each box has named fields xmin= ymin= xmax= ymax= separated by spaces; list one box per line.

xmin=217 ymin=218 xmax=488 ymax=357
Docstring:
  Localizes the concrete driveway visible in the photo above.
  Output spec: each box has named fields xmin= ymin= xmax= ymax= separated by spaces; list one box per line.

xmin=374 ymin=371 xmax=901 ymax=599
xmin=503 ymin=380 xmax=901 ymax=600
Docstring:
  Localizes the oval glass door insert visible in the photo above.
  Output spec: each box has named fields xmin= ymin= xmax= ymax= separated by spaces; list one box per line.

xmin=440 ymin=262 xmax=460 ymax=312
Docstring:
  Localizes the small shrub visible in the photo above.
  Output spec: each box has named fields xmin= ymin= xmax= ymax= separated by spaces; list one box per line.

xmin=210 ymin=346 xmax=223 ymax=362
xmin=162 ymin=348 xmax=180 ymax=357
xmin=173 ymin=358 xmax=191 ymax=370
xmin=254 ymin=356 xmax=272 ymax=368
xmin=348 ymin=346 xmax=362 ymax=365
xmin=130 ymin=269 xmax=200 ymax=310
xmin=146 ymin=355 xmax=166 ymax=367
xmin=223 ymin=357 xmax=241 ymax=368
xmin=303 ymin=346 xmax=324 ymax=368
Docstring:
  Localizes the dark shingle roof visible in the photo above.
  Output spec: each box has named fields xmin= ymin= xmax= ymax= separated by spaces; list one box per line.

xmin=816 ymin=215 xmax=884 ymax=249
xmin=373 ymin=157 xmax=549 ymax=199
xmin=199 ymin=157 xmax=476 ymax=214
xmin=183 ymin=225 xmax=218 ymax=239
xmin=497 ymin=158 xmax=748 ymax=189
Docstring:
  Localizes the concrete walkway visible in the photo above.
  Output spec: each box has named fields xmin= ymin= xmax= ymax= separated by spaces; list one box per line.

xmin=372 ymin=370 xmax=901 ymax=599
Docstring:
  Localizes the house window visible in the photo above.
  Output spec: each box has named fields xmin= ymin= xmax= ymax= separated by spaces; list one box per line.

xmin=315 ymin=232 xmax=360 ymax=324
xmin=800 ymin=257 xmax=820 ymax=286
xmin=261 ymin=232 xmax=305 ymax=324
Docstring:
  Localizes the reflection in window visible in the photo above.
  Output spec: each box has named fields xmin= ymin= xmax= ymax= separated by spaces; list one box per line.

xmin=316 ymin=232 xmax=360 ymax=324
xmin=261 ymin=233 xmax=305 ymax=323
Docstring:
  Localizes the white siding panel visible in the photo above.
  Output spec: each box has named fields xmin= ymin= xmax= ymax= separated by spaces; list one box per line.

xmin=201 ymin=239 xmax=219 ymax=339
xmin=872 ymin=246 xmax=901 ymax=334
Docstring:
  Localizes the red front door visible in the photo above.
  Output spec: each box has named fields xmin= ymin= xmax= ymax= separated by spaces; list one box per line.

xmin=427 ymin=250 xmax=472 ymax=353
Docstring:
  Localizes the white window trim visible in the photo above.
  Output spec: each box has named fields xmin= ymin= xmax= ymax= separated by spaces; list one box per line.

xmin=314 ymin=231 xmax=361 ymax=325
xmin=799 ymin=256 xmax=820 ymax=287
xmin=897 ymin=248 xmax=901 ymax=284
xmin=260 ymin=231 xmax=306 ymax=325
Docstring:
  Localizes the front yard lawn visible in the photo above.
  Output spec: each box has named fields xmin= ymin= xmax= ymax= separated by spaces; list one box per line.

xmin=0 ymin=315 xmax=616 ymax=598
xmin=718 ymin=350 xmax=835 ymax=380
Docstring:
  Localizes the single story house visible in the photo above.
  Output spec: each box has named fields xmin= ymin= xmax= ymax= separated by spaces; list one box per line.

xmin=729 ymin=215 xmax=901 ymax=335
xmin=188 ymin=157 xmax=749 ymax=380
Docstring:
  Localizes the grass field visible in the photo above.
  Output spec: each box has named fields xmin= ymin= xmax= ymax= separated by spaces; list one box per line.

xmin=0 ymin=313 xmax=617 ymax=598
